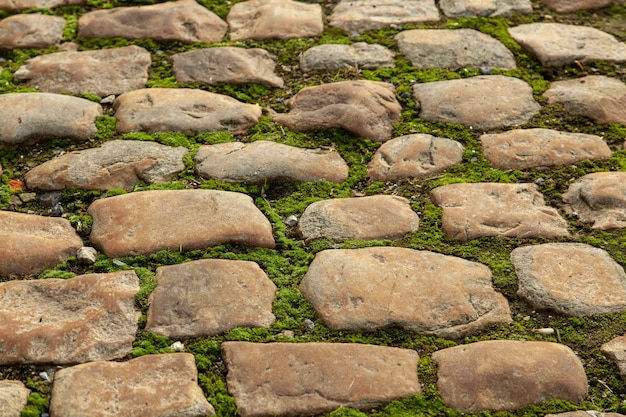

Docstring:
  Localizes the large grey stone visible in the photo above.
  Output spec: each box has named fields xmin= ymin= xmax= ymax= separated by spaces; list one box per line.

xmin=300 ymin=42 xmax=395 ymax=72
xmin=0 ymin=381 xmax=30 ymax=417
xmin=543 ymin=0 xmax=624 ymax=13
xmin=439 ymin=0 xmax=532 ymax=17
xmin=0 ymin=0 xmax=83 ymax=11
xmin=0 ymin=14 xmax=65 ymax=50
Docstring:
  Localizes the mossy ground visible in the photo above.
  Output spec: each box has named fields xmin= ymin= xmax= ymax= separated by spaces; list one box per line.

xmin=1 ymin=1 xmax=626 ymax=416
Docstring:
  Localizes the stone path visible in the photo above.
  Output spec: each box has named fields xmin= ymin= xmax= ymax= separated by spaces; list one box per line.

xmin=1 ymin=0 xmax=626 ymax=416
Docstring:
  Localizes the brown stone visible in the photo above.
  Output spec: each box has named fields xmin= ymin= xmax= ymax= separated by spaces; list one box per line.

xmin=0 ymin=0 xmax=83 ymax=11
xmin=547 ymin=413 xmax=625 ymax=417
xmin=194 ymin=140 xmax=349 ymax=184
xmin=367 ymin=134 xmax=464 ymax=181
xmin=543 ymin=0 xmax=624 ymax=13
xmin=439 ymin=0 xmax=532 ymax=17
xmin=301 ymin=247 xmax=511 ymax=339
xmin=433 ymin=340 xmax=588 ymax=412
xmin=300 ymin=42 xmax=395 ymax=72
xmin=114 ymin=88 xmax=262 ymax=135
xmin=273 ymin=80 xmax=402 ymax=142
xmin=0 ymin=381 xmax=30 ymax=417
xmin=602 ymin=334 xmax=626 ymax=382
xmin=429 ymin=182 xmax=570 ymax=241
xmin=222 ymin=341 xmax=421 ymax=417
xmin=0 ymin=271 xmax=140 ymax=365
xmin=0 ymin=14 xmax=65 ymax=50
xmin=88 ymin=190 xmax=275 ymax=257
xmin=49 ymin=353 xmax=215 ymax=417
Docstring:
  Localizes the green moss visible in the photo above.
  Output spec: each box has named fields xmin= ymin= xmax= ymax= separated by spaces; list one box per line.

xmin=21 ymin=392 xmax=49 ymax=417
xmin=38 ymin=270 xmax=76 ymax=279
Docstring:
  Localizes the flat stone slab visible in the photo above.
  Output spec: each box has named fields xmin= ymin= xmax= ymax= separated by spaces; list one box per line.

xmin=0 ymin=271 xmax=139 ymax=365
xmin=0 ymin=93 xmax=102 ymax=146
xmin=508 ymin=23 xmax=626 ymax=66
xmin=433 ymin=340 xmax=588 ymax=412
xmin=300 ymin=42 xmax=394 ymax=72
xmin=195 ymin=140 xmax=349 ymax=184
xmin=0 ymin=381 xmax=30 ymax=417
xmin=49 ymin=353 xmax=215 ymax=417
xmin=439 ymin=0 xmax=532 ymax=16
xmin=146 ymin=259 xmax=276 ymax=338
xmin=0 ymin=211 xmax=83 ymax=277
xmin=543 ymin=75 xmax=626 ymax=125
xmin=297 ymin=195 xmax=420 ymax=241
xmin=13 ymin=45 xmax=151 ymax=97
xmin=24 ymin=140 xmax=188 ymax=192
xmin=273 ymin=80 xmax=402 ymax=142
xmin=172 ymin=47 xmax=283 ymax=87
xmin=222 ymin=341 xmax=421 ymax=417
xmin=88 ymin=190 xmax=275 ymax=257
xmin=114 ymin=88 xmax=262 ymax=135
xmin=300 ymin=247 xmax=511 ymax=339
xmin=480 ymin=128 xmax=611 ymax=170
xmin=367 ymin=134 xmax=464 ymax=181
xmin=329 ymin=0 xmax=440 ymax=34
xmin=543 ymin=0 xmax=624 ymax=12
xmin=602 ymin=334 xmax=626 ymax=381
xmin=413 ymin=75 xmax=541 ymax=131
xmin=0 ymin=0 xmax=84 ymax=11
xmin=77 ymin=0 xmax=227 ymax=43
xmin=227 ymin=0 xmax=323 ymax=41
xmin=429 ymin=182 xmax=570 ymax=241
xmin=0 ymin=14 xmax=65 ymax=50
xmin=396 ymin=29 xmax=516 ymax=70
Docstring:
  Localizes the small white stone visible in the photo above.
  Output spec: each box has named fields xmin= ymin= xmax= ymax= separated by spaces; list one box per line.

xmin=285 ymin=215 xmax=298 ymax=227
xmin=77 ymin=246 xmax=97 ymax=264
xmin=533 ymin=328 xmax=555 ymax=335
xmin=170 ymin=341 xmax=185 ymax=352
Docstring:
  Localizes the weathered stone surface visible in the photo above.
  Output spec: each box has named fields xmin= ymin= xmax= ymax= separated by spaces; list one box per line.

xmin=508 ymin=23 xmax=626 ymax=66
xmin=146 ymin=259 xmax=276 ymax=338
xmin=172 ymin=47 xmax=283 ymax=87
xmin=114 ymin=88 xmax=262 ymax=135
xmin=0 ymin=381 xmax=30 ymax=417
xmin=49 ymin=353 xmax=215 ymax=417
xmin=602 ymin=334 xmax=626 ymax=382
xmin=367 ymin=134 xmax=464 ymax=181
xmin=78 ymin=0 xmax=227 ymax=43
xmin=329 ymin=0 xmax=440 ymax=34
xmin=0 ymin=14 xmax=65 ymax=50
xmin=88 ymin=190 xmax=275 ymax=257
xmin=222 ymin=341 xmax=421 ymax=417
xmin=298 ymin=195 xmax=420 ymax=241
xmin=433 ymin=340 xmax=588 ymax=412
xmin=300 ymin=42 xmax=394 ymax=72
xmin=24 ymin=140 xmax=188 ymax=192
xmin=439 ymin=0 xmax=532 ymax=17
xmin=0 ymin=271 xmax=139 ymax=365
xmin=273 ymin=80 xmax=402 ymax=142
xmin=0 ymin=0 xmax=83 ymax=11
xmin=227 ymin=0 xmax=323 ymax=41
xmin=430 ymin=182 xmax=570 ymax=241
xmin=13 ymin=45 xmax=151 ymax=96
xmin=543 ymin=0 xmax=624 ymax=13
xmin=0 ymin=93 xmax=102 ymax=146
xmin=301 ymin=247 xmax=511 ymax=339
xmin=413 ymin=76 xmax=541 ymax=131
xmin=396 ymin=29 xmax=516 ymax=70
xmin=512 ymin=243 xmax=626 ymax=316
xmin=480 ymin=128 xmax=612 ymax=170
xmin=195 ymin=140 xmax=349 ymax=184
xmin=543 ymin=76 xmax=626 ymax=124
xmin=0 ymin=211 xmax=83 ymax=277
xmin=562 ymin=172 xmax=626 ymax=230
xmin=547 ymin=413 xmax=625 ymax=417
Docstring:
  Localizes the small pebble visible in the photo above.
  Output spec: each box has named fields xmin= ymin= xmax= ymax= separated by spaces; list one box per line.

xmin=112 ymin=260 xmax=127 ymax=267
xmin=279 ymin=330 xmax=295 ymax=338
xmin=170 ymin=341 xmax=185 ymax=352
xmin=19 ymin=192 xmax=37 ymax=203
xmin=303 ymin=318 xmax=315 ymax=331
xmin=51 ymin=203 xmax=64 ymax=217
xmin=479 ymin=66 xmax=492 ymax=75
xmin=285 ymin=215 xmax=298 ymax=227
xmin=400 ymin=91 xmax=412 ymax=99
xmin=39 ymin=191 xmax=62 ymax=208
xmin=39 ymin=371 xmax=49 ymax=381
xmin=533 ymin=327 xmax=555 ymax=335
xmin=535 ymin=177 xmax=545 ymax=185
xmin=77 ymin=247 xmax=98 ymax=265
xmin=100 ymin=95 xmax=116 ymax=104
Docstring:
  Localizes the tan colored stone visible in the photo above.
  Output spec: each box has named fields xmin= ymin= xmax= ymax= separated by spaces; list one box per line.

xmin=440 ymin=0 xmax=532 ymax=17
xmin=300 ymin=42 xmax=394 ymax=72
xmin=433 ymin=340 xmax=588 ymax=412
xmin=222 ymin=342 xmax=421 ymax=417
xmin=543 ymin=0 xmax=624 ymax=13
xmin=602 ymin=334 xmax=626 ymax=382
xmin=0 ymin=14 xmax=65 ymax=50
xmin=0 ymin=0 xmax=83 ymax=11
xmin=0 ymin=380 xmax=30 ymax=417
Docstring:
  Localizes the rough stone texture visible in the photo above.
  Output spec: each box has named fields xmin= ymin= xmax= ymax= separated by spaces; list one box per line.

xmin=222 ymin=341 xmax=421 ymax=417
xmin=0 ymin=380 xmax=30 ymax=417
xmin=301 ymin=247 xmax=511 ymax=339
xmin=480 ymin=128 xmax=612 ymax=170
xmin=412 ymin=75 xmax=541 ymax=131
xmin=0 ymin=0 xmax=83 ymax=11
xmin=512 ymin=243 xmax=626 ymax=316
xmin=0 ymin=211 xmax=83 ymax=277
xmin=300 ymin=42 xmax=394 ymax=72
xmin=77 ymin=0 xmax=227 ymax=43
xmin=0 ymin=93 xmax=102 ymax=146
xmin=195 ymin=140 xmax=349 ymax=184
xmin=0 ymin=271 xmax=140 ymax=365
xmin=367 ymin=134 xmax=464 ymax=181
xmin=508 ymin=23 xmax=626 ymax=66
xmin=227 ymin=0 xmax=323 ymax=41
xmin=13 ymin=45 xmax=151 ymax=97
xmin=543 ymin=0 xmax=624 ymax=13
xmin=114 ymin=88 xmax=262 ymax=135
xmin=562 ymin=172 xmax=626 ymax=230
xmin=0 ymin=14 xmax=65 ymax=50
xmin=433 ymin=340 xmax=588 ymax=412
xmin=273 ymin=80 xmax=402 ymax=142
xmin=543 ymin=76 xmax=626 ymax=125
xmin=24 ymin=140 xmax=188 ymax=192
xmin=88 ymin=190 xmax=275 ymax=257
xmin=49 ymin=353 xmax=215 ymax=417
xmin=298 ymin=195 xmax=420 ymax=241
xmin=172 ymin=47 xmax=283 ymax=87
xmin=547 ymin=413 xmax=626 ymax=417
xmin=328 ymin=0 xmax=440 ymax=34
xmin=439 ymin=0 xmax=532 ymax=17
xmin=602 ymin=334 xmax=626 ymax=382
xmin=146 ymin=259 xmax=276 ymax=338
xmin=429 ymin=182 xmax=570 ymax=241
